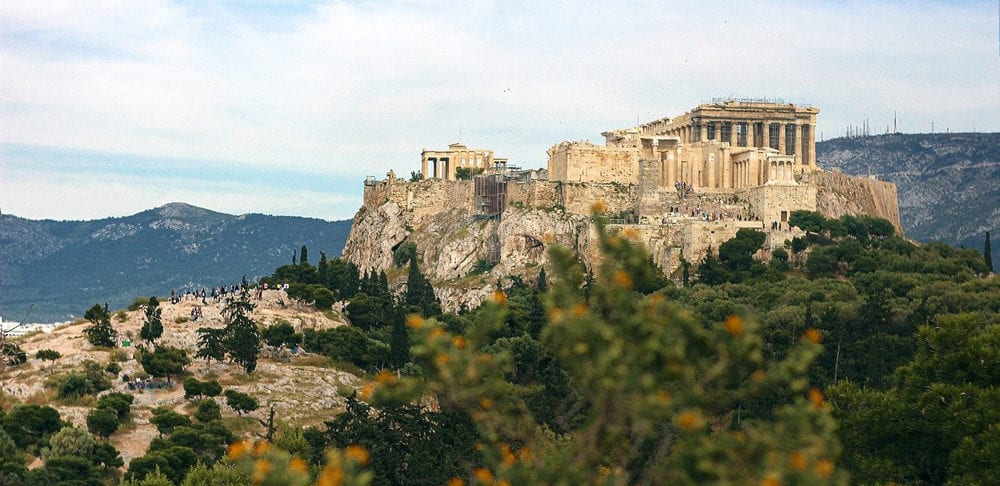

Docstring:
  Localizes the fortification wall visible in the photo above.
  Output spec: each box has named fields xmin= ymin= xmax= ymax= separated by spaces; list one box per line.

xmin=505 ymin=181 xmax=560 ymax=210
xmin=805 ymin=172 xmax=902 ymax=235
xmin=548 ymin=142 xmax=641 ymax=183
xmin=744 ymin=184 xmax=818 ymax=227
xmin=558 ymin=182 xmax=637 ymax=216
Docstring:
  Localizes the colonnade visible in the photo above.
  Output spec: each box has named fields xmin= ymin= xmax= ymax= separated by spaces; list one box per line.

xmin=659 ymin=120 xmax=816 ymax=168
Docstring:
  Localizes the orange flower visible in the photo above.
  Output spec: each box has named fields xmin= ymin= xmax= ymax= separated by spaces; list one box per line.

xmin=500 ymin=443 xmax=517 ymax=466
xmin=760 ymin=476 xmax=782 ymax=486
xmin=289 ymin=457 xmax=308 ymax=474
xmin=803 ymin=328 xmax=822 ymax=344
xmin=815 ymin=459 xmax=834 ymax=479
xmin=375 ymin=370 xmax=395 ymax=384
xmin=359 ymin=383 xmax=375 ymax=401
xmin=406 ymin=314 xmax=424 ymax=329
xmin=253 ymin=440 xmax=270 ymax=456
xmin=518 ymin=446 xmax=533 ymax=462
xmin=318 ymin=465 xmax=344 ymax=486
xmin=473 ymin=467 xmax=495 ymax=485
xmin=452 ymin=336 xmax=467 ymax=349
xmin=724 ymin=315 xmax=744 ymax=336
xmin=435 ymin=353 xmax=451 ymax=366
xmin=752 ymin=370 xmax=766 ymax=382
xmin=479 ymin=397 xmax=494 ymax=410
xmin=253 ymin=459 xmax=272 ymax=483
xmin=429 ymin=327 xmax=445 ymax=340
xmin=613 ymin=270 xmax=633 ymax=289
xmin=622 ymin=227 xmax=639 ymax=239
xmin=570 ymin=303 xmax=588 ymax=316
xmin=345 ymin=445 xmax=370 ymax=466
xmin=227 ymin=439 xmax=250 ymax=458
xmin=676 ymin=410 xmax=704 ymax=431
xmin=808 ymin=388 xmax=824 ymax=409
xmin=790 ymin=451 xmax=807 ymax=471
xmin=447 ymin=478 xmax=466 ymax=486
xmin=493 ymin=290 xmax=507 ymax=305
xmin=591 ymin=200 xmax=608 ymax=214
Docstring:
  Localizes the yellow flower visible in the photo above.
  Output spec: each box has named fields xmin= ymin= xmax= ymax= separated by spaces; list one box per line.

xmin=724 ymin=315 xmax=744 ymax=336
xmin=359 ymin=383 xmax=375 ymax=401
xmin=613 ymin=270 xmax=633 ymax=289
xmin=227 ymin=439 xmax=250 ymax=458
xmin=479 ymin=397 xmax=494 ymax=410
xmin=406 ymin=314 xmax=424 ymax=329
xmin=375 ymin=370 xmax=395 ymax=384
xmin=591 ymin=200 xmax=608 ymax=214
xmin=253 ymin=459 xmax=272 ymax=484
xmin=345 ymin=444 xmax=370 ymax=466
xmin=803 ymin=328 xmax=822 ymax=344
xmin=790 ymin=451 xmax=807 ymax=471
xmin=289 ymin=457 xmax=308 ymax=474
xmin=518 ymin=446 xmax=533 ymax=462
xmin=493 ymin=290 xmax=507 ymax=305
xmin=676 ymin=410 xmax=704 ymax=431
xmin=570 ymin=303 xmax=588 ymax=316
xmin=447 ymin=478 xmax=466 ymax=486
xmin=473 ymin=467 xmax=494 ymax=485
xmin=815 ymin=459 xmax=834 ymax=479
xmin=452 ymin=335 xmax=467 ymax=349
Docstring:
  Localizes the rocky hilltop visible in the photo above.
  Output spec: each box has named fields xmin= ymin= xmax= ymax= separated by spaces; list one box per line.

xmin=0 ymin=203 xmax=352 ymax=323
xmin=817 ymin=133 xmax=1000 ymax=259
xmin=343 ymin=173 xmax=899 ymax=311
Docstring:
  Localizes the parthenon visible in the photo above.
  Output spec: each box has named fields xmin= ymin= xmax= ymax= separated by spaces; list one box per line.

xmin=548 ymin=99 xmax=819 ymax=190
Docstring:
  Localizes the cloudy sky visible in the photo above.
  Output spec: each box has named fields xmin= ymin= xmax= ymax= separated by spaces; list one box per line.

xmin=2 ymin=1 xmax=998 ymax=221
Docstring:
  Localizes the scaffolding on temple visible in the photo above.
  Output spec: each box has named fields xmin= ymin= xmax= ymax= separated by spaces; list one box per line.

xmin=474 ymin=173 xmax=507 ymax=220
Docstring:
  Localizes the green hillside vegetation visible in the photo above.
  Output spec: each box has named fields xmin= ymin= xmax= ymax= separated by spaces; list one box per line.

xmin=0 ymin=209 xmax=996 ymax=485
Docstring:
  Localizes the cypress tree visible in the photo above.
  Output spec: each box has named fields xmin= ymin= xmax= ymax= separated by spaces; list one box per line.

xmin=536 ymin=267 xmax=548 ymax=293
xmin=985 ymin=231 xmax=994 ymax=273
xmin=300 ymin=245 xmax=309 ymax=265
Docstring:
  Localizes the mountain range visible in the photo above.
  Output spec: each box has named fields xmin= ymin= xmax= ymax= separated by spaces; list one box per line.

xmin=1 ymin=203 xmax=352 ymax=323
xmin=817 ymin=132 xmax=998 ymax=269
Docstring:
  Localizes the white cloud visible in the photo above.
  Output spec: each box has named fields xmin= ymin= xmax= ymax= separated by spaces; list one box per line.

xmin=2 ymin=0 xmax=998 ymax=219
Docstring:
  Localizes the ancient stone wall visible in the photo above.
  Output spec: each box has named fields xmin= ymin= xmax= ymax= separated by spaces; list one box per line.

xmin=743 ymin=184 xmax=818 ymax=228
xmin=505 ymin=181 xmax=560 ymax=210
xmin=548 ymin=141 xmax=640 ymax=183
xmin=558 ymin=182 xmax=637 ymax=216
xmin=805 ymin=172 xmax=902 ymax=235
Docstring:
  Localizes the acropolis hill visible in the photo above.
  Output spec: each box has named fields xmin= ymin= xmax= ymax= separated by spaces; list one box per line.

xmin=343 ymin=100 xmax=901 ymax=310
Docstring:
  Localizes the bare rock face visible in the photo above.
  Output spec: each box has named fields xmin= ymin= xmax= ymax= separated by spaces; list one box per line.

xmin=341 ymin=202 xmax=409 ymax=276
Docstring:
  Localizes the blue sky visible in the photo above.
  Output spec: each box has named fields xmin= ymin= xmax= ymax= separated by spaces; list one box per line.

xmin=2 ymin=0 xmax=999 ymax=221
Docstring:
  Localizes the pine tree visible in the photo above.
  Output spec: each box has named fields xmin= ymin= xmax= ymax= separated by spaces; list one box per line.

xmin=83 ymin=303 xmax=116 ymax=348
xmin=985 ymin=231 xmax=994 ymax=273
xmin=195 ymin=327 xmax=226 ymax=368
xmin=222 ymin=281 xmax=261 ymax=373
xmin=139 ymin=296 xmax=163 ymax=346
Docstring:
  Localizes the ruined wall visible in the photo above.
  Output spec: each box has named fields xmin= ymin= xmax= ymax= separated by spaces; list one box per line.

xmin=805 ymin=172 xmax=902 ymax=235
xmin=744 ymin=184 xmax=818 ymax=227
xmin=558 ymin=182 xmax=637 ymax=216
xmin=505 ymin=181 xmax=560 ymax=210
xmin=548 ymin=141 xmax=641 ymax=183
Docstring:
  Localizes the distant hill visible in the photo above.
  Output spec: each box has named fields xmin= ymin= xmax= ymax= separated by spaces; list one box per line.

xmin=817 ymin=133 xmax=999 ymax=269
xmin=0 ymin=203 xmax=353 ymax=323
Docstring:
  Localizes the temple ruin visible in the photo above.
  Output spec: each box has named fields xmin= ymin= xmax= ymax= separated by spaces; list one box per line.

xmin=421 ymin=143 xmax=508 ymax=181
